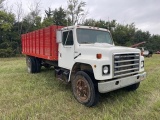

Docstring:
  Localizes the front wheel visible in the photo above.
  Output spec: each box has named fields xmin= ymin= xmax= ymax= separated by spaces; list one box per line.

xmin=71 ymin=71 xmax=99 ymax=107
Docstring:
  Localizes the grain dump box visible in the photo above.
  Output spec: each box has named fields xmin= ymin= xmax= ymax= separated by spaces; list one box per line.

xmin=22 ymin=25 xmax=64 ymax=60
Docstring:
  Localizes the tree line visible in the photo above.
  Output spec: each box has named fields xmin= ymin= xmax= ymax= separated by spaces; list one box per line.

xmin=0 ymin=0 xmax=160 ymax=57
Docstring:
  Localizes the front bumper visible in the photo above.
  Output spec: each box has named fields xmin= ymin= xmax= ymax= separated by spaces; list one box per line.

xmin=98 ymin=72 xmax=146 ymax=93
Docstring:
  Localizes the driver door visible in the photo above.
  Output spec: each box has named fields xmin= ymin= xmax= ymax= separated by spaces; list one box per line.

xmin=58 ymin=30 xmax=75 ymax=69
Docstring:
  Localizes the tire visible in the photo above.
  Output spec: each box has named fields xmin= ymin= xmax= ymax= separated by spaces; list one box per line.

xmin=71 ymin=71 xmax=99 ymax=107
xmin=35 ymin=58 xmax=41 ymax=73
xmin=26 ymin=56 xmax=36 ymax=73
xmin=125 ymin=82 xmax=140 ymax=91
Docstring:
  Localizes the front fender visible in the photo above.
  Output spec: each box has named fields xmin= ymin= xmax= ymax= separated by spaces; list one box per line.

xmin=74 ymin=57 xmax=113 ymax=80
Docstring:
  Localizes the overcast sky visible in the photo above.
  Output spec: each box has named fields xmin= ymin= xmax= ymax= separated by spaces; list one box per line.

xmin=6 ymin=0 xmax=160 ymax=35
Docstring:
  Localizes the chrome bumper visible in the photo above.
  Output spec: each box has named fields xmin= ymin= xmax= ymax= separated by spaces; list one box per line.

xmin=98 ymin=72 xmax=146 ymax=93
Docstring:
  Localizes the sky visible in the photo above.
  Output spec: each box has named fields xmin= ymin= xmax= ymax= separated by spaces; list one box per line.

xmin=5 ymin=0 xmax=160 ymax=35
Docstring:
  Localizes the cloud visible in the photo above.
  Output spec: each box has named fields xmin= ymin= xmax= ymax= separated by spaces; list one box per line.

xmin=85 ymin=0 xmax=160 ymax=34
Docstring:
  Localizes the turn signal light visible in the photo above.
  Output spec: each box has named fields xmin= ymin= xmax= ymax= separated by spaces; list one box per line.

xmin=96 ymin=54 xmax=102 ymax=59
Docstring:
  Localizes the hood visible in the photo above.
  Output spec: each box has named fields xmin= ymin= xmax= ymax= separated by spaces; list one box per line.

xmin=76 ymin=43 xmax=140 ymax=59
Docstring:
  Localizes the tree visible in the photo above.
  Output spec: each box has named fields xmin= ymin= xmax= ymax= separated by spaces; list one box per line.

xmin=22 ymin=1 xmax=42 ymax=32
xmin=133 ymin=30 xmax=150 ymax=44
xmin=42 ymin=17 xmax=54 ymax=27
xmin=15 ymin=1 xmax=24 ymax=37
xmin=0 ymin=10 xmax=17 ymax=57
xmin=111 ymin=23 xmax=136 ymax=46
xmin=67 ymin=0 xmax=86 ymax=25
xmin=145 ymin=35 xmax=160 ymax=52
xmin=83 ymin=19 xmax=116 ymax=30
xmin=0 ymin=10 xmax=15 ymax=36
xmin=53 ymin=7 xmax=69 ymax=26
xmin=42 ymin=7 xmax=54 ymax=27
xmin=83 ymin=19 xmax=96 ymax=26
xmin=0 ymin=0 xmax=5 ymax=9
xmin=42 ymin=7 xmax=71 ymax=27
xmin=45 ymin=7 xmax=53 ymax=18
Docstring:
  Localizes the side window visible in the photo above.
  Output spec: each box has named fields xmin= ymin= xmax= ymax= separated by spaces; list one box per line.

xmin=62 ymin=30 xmax=73 ymax=45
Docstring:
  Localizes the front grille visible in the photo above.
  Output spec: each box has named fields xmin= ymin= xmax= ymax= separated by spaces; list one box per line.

xmin=113 ymin=53 xmax=140 ymax=78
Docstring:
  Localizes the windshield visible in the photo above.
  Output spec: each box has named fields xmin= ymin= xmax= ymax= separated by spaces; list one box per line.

xmin=76 ymin=28 xmax=113 ymax=44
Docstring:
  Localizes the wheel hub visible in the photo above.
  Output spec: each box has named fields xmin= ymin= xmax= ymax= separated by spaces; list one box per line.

xmin=76 ymin=78 xmax=89 ymax=101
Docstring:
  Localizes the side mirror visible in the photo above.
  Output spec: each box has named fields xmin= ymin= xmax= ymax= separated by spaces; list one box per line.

xmin=56 ymin=30 xmax=62 ymax=43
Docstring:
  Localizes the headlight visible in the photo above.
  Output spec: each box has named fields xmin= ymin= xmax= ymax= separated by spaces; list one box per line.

xmin=141 ymin=61 xmax=144 ymax=68
xmin=102 ymin=65 xmax=110 ymax=75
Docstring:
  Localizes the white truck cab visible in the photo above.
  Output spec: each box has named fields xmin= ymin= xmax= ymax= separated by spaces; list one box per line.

xmin=56 ymin=26 xmax=146 ymax=106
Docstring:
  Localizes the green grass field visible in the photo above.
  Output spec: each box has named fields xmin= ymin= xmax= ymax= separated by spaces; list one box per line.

xmin=0 ymin=55 xmax=160 ymax=120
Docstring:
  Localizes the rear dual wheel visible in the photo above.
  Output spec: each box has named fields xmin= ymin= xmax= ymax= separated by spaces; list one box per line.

xmin=35 ymin=58 xmax=41 ymax=72
xmin=26 ymin=56 xmax=41 ymax=73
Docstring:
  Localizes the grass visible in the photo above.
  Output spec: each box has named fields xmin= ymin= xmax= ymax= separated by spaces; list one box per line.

xmin=0 ymin=55 xmax=160 ymax=120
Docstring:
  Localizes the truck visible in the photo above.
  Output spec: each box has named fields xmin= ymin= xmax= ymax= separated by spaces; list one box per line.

xmin=131 ymin=41 xmax=153 ymax=57
xmin=22 ymin=25 xmax=146 ymax=107
xmin=139 ymin=47 xmax=153 ymax=57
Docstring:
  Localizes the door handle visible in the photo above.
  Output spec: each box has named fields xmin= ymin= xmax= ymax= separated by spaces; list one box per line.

xmin=59 ymin=53 xmax=62 ymax=57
